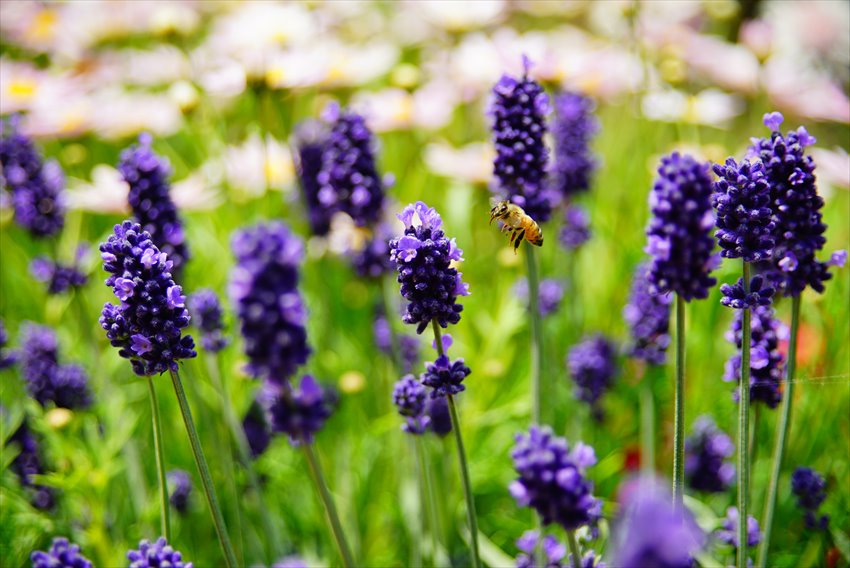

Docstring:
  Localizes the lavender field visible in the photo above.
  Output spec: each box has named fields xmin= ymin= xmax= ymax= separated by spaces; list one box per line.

xmin=1 ymin=2 xmax=848 ymax=567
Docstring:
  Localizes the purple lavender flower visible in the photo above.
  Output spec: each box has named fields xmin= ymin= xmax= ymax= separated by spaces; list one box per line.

xmin=791 ymin=467 xmax=829 ymax=530
xmin=421 ymin=355 xmax=471 ymax=399
xmin=645 ymin=153 xmax=718 ymax=301
xmin=374 ymin=308 xmax=420 ymax=373
xmin=230 ymin=222 xmax=309 ymax=386
xmin=18 ymin=323 xmax=91 ymax=410
xmin=716 ymin=507 xmax=761 ymax=548
xmin=389 ymin=201 xmax=470 ymax=334
xmin=99 ymin=221 xmax=196 ymax=376
xmin=623 ymin=263 xmax=672 ymax=365
xmin=0 ymin=319 xmax=17 ymax=369
xmin=317 ymin=104 xmax=385 ymax=227
xmin=8 ymin=419 xmax=55 ymax=510
xmin=712 ymin=158 xmax=775 ymax=262
xmin=268 ymin=375 xmax=336 ymax=446
xmin=514 ymin=278 xmax=565 ymax=317
xmin=720 ymin=275 xmax=774 ymax=310
xmin=30 ymin=250 xmax=88 ymax=295
xmin=242 ymin=399 xmax=271 ymax=458
xmin=189 ymin=289 xmax=229 ymax=353
xmin=272 ymin=557 xmax=308 ymax=568
xmin=426 ymin=396 xmax=452 ymax=436
xmin=350 ymin=223 xmax=394 ymax=279
xmin=0 ymin=116 xmax=65 ymax=237
xmin=749 ymin=112 xmax=837 ymax=296
xmin=723 ymin=304 xmax=785 ymax=408
xmin=167 ymin=469 xmax=192 ymax=514
xmin=567 ymin=335 xmax=617 ymax=420
xmin=392 ymin=374 xmax=430 ymax=434
xmin=611 ymin=479 xmax=705 ymax=568
xmin=118 ymin=133 xmax=189 ymax=274
xmin=510 ymin=426 xmax=601 ymax=531
xmin=488 ymin=57 xmax=554 ymax=222
xmin=684 ymin=416 xmax=735 ymax=493
xmin=127 ymin=537 xmax=192 ymax=568
xmin=292 ymin=120 xmax=333 ymax=236
xmin=31 ymin=537 xmax=93 ymax=568
xmin=515 ymin=531 xmax=604 ymax=568
xmin=551 ymin=91 xmax=598 ymax=199
xmin=559 ymin=204 xmax=592 ymax=250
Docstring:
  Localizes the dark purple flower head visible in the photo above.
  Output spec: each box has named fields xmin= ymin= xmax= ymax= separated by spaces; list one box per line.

xmin=515 ymin=278 xmax=565 ymax=317
xmin=567 ymin=334 xmax=617 ymax=420
xmin=389 ymin=201 xmax=469 ymax=334
xmin=711 ymin=158 xmax=775 ymax=262
xmin=0 ymin=319 xmax=15 ymax=369
xmin=392 ymin=374 xmax=430 ymax=434
xmin=317 ymin=104 xmax=385 ymax=226
xmin=99 ymin=221 xmax=196 ymax=376
xmin=515 ymin=531 xmax=605 ymax=568
xmin=684 ymin=416 xmax=735 ymax=493
xmin=119 ymin=133 xmax=189 ymax=274
xmin=8 ymin=419 xmax=55 ymax=510
xmin=645 ymin=153 xmax=718 ymax=301
xmin=189 ymin=289 xmax=228 ymax=353
xmin=716 ymin=507 xmax=761 ymax=548
xmin=749 ymin=112 xmax=837 ymax=296
xmin=292 ymin=120 xmax=333 ymax=236
xmin=167 ymin=469 xmax=192 ymax=514
xmin=19 ymin=323 xmax=91 ymax=410
xmin=127 ymin=538 xmax=192 ymax=568
xmin=373 ymin=308 xmax=420 ymax=373
xmin=350 ymin=222 xmax=394 ymax=279
xmin=30 ymin=250 xmax=88 ymax=295
xmin=421 ymin=355 xmax=470 ymax=398
xmin=230 ymin=222 xmax=309 ymax=386
xmin=611 ymin=479 xmax=705 ymax=568
xmin=426 ymin=396 xmax=452 ymax=437
xmin=791 ymin=467 xmax=829 ymax=530
xmin=559 ymin=204 xmax=592 ymax=250
xmin=724 ymin=304 xmax=785 ymax=408
xmin=623 ymin=263 xmax=672 ymax=366
xmin=31 ymin=537 xmax=93 ymax=568
xmin=268 ymin=375 xmax=336 ymax=446
xmin=242 ymin=399 xmax=271 ymax=458
xmin=720 ymin=275 xmax=774 ymax=310
xmin=510 ymin=426 xmax=601 ymax=531
xmin=488 ymin=58 xmax=554 ymax=222
xmin=551 ymin=91 xmax=598 ymax=200
xmin=0 ymin=116 xmax=65 ymax=237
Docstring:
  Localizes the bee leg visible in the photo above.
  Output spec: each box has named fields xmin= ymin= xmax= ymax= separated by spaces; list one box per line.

xmin=512 ymin=230 xmax=525 ymax=253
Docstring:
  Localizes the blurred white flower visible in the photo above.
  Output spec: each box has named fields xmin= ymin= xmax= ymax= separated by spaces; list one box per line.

xmin=809 ymin=148 xmax=850 ymax=194
xmin=220 ymin=133 xmax=294 ymax=201
xmin=0 ymin=59 xmax=45 ymax=114
xmin=763 ymin=58 xmax=850 ymax=124
xmin=351 ymin=81 xmax=459 ymax=132
xmin=642 ymin=89 xmax=743 ymax=126
xmin=92 ymin=46 xmax=190 ymax=88
xmin=89 ymin=89 xmax=183 ymax=140
xmin=684 ymin=33 xmax=760 ymax=94
xmin=172 ymin=171 xmax=223 ymax=211
xmin=424 ymin=142 xmax=494 ymax=185
xmin=410 ymin=0 xmax=505 ymax=32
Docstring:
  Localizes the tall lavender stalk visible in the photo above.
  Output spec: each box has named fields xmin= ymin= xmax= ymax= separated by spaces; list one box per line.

xmin=525 ymin=249 xmax=543 ymax=424
xmin=644 ymin=153 xmax=716 ymax=507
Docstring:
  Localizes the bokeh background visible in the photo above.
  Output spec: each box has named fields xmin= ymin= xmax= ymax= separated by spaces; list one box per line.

xmin=1 ymin=1 xmax=848 ymax=567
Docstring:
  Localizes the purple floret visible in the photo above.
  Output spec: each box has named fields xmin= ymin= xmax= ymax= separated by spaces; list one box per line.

xmin=567 ymin=334 xmax=617 ymax=420
xmin=18 ymin=323 xmax=91 ymax=410
xmin=392 ymin=374 xmax=430 ymax=434
xmin=712 ymin=158 xmax=775 ymax=263
xmin=723 ymin=304 xmax=785 ymax=408
xmin=623 ymin=263 xmax=672 ymax=365
xmin=268 ymin=375 xmax=336 ymax=446
xmin=715 ymin=507 xmax=761 ymax=548
xmin=684 ymin=416 xmax=735 ymax=493
xmin=189 ymin=289 xmax=229 ymax=353
xmin=127 ymin=537 xmax=192 ymax=568
xmin=31 ymin=537 xmax=93 ymax=568
xmin=559 ymin=204 xmax=592 ymax=250
xmin=551 ymin=91 xmax=598 ymax=199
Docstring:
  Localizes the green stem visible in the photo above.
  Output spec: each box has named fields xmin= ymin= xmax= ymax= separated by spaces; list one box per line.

xmin=757 ymin=294 xmax=800 ymax=568
xmin=169 ymin=369 xmax=237 ymax=567
xmin=750 ymin=404 xmax=760 ymax=495
xmin=146 ymin=377 xmax=171 ymax=542
xmin=525 ymin=247 xmax=543 ymax=425
xmin=416 ymin=438 xmax=441 ymax=565
xmin=640 ymin=366 xmax=656 ymax=477
xmin=566 ymin=530 xmax=582 ymax=568
xmin=447 ymin=394 xmax=481 ymax=568
xmin=738 ymin=262 xmax=752 ymax=568
xmin=302 ymin=442 xmax=355 ymax=568
xmin=672 ymin=294 xmax=686 ymax=508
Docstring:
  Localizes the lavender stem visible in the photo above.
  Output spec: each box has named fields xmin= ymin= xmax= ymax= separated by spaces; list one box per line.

xmin=566 ymin=530 xmax=582 ymax=568
xmin=416 ymin=438 xmax=441 ymax=564
xmin=738 ymin=261 xmax=752 ymax=568
xmin=302 ymin=442 xmax=354 ymax=568
xmin=672 ymin=294 xmax=686 ymax=508
xmin=525 ymin=246 xmax=543 ymax=425
xmin=146 ymin=376 xmax=171 ymax=543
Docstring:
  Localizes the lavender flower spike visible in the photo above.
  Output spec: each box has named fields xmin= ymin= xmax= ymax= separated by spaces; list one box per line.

xmin=712 ymin=158 xmax=775 ymax=262
xmin=684 ymin=416 xmax=735 ymax=493
xmin=389 ymin=201 xmax=470 ymax=334
xmin=716 ymin=507 xmax=761 ymax=548
xmin=489 ymin=57 xmax=554 ymax=222
xmin=720 ymin=275 xmax=774 ymax=310
xmin=167 ymin=469 xmax=192 ymax=514
xmin=32 ymin=537 xmax=93 ymax=568
xmin=791 ymin=467 xmax=829 ymax=530
xmin=392 ymin=374 xmax=430 ymax=434
xmin=8 ymin=419 xmax=55 ymax=510
xmin=421 ymin=354 xmax=471 ymax=399
xmin=19 ymin=323 xmax=91 ymax=410
xmin=559 ymin=204 xmax=592 ymax=250
xmin=292 ymin=119 xmax=332 ymax=236
xmin=99 ymin=221 xmax=196 ymax=376
xmin=515 ymin=530 xmax=606 ymax=568
xmin=623 ymin=262 xmax=672 ymax=366
xmin=189 ymin=289 xmax=229 ymax=353
xmin=127 ymin=537 xmax=192 ymax=568
xmin=268 ymin=375 xmax=336 ymax=446
xmin=567 ymin=334 xmax=617 ymax=420
xmin=30 ymin=251 xmax=88 ymax=295
xmin=551 ymin=91 xmax=599 ymax=199
xmin=724 ymin=305 xmax=785 ymax=408
xmin=230 ymin=222 xmax=309 ymax=386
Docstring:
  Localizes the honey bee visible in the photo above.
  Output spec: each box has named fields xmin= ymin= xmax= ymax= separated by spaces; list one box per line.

xmin=489 ymin=200 xmax=543 ymax=252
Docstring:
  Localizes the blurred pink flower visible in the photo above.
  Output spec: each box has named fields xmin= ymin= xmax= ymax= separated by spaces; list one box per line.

xmin=642 ymin=89 xmax=743 ymax=126
xmin=684 ymin=33 xmax=760 ymax=94
xmin=809 ymin=148 xmax=850 ymax=194
xmin=0 ymin=59 xmax=46 ymax=115
xmin=763 ymin=59 xmax=850 ymax=124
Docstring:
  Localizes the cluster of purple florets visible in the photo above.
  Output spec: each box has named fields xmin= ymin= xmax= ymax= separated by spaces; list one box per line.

xmin=716 ymin=507 xmax=761 ymax=549
xmin=268 ymin=375 xmax=336 ymax=446
xmin=99 ymin=221 xmax=196 ymax=376
xmin=316 ymin=104 xmax=385 ymax=227
xmin=567 ymin=334 xmax=617 ymax=419
xmin=389 ymin=201 xmax=469 ymax=334
xmin=623 ymin=263 xmax=672 ymax=366
xmin=242 ymin=399 xmax=272 ymax=458
xmin=30 ymin=252 xmax=88 ymax=295
xmin=515 ymin=530 xmax=605 ymax=568
xmin=510 ymin=426 xmax=601 ymax=531
xmin=31 ymin=537 xmax=93 ymax=568
xmin=723 ymin=304 xmax=785 ymax=408
xmin=18 ymin=323 xmax=91 ymax=410
xmin=168 ymin=469 xmax=192 ymax=514
xmin=0 ymin=117 xmax=65 ymax=238
xmin=392 ymin=374 xmax=431 ymax=434
xmin=421 ymin=354 xmax=471 ymax=398
xmin=351 ymin=223 xmax=394 ymax=279
xmin=119 ymin=133 xmax=189 ymax=274
xmin=551 ymin=91 xmax=598 ymax=200
xmin=684 ymin=416 xmax=735 ymax=493
xmin=712 ymin=158 xmax=775 ymax=263
xmin=645 ymin=153 xmax=718 ymax=301
xmin=720 ymin=275 xmax=774 ymax=310
xmin=189 ymin=289 xmax=229 ymax=353
xmin=128 ymin=537 xmax=192 ymax=568
xmin=230 ymin=222 xmax=310 ymax=385
xmin=514 ymin=278 xmax=565 ymax=317
xmin=374 ymin=310 xmax=420 ymax=374
xmin=8 ymin=419 xmax=55 ymax=510
xmin=791 ymin=467 xmax=829 ymax=530
xmin=560 ymin=204 xmax=592 ymax=250
xmin=488 ymin=59 xmax=553 ymax=223
xmin=293 ymin=120 xmax=334 ymax=237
